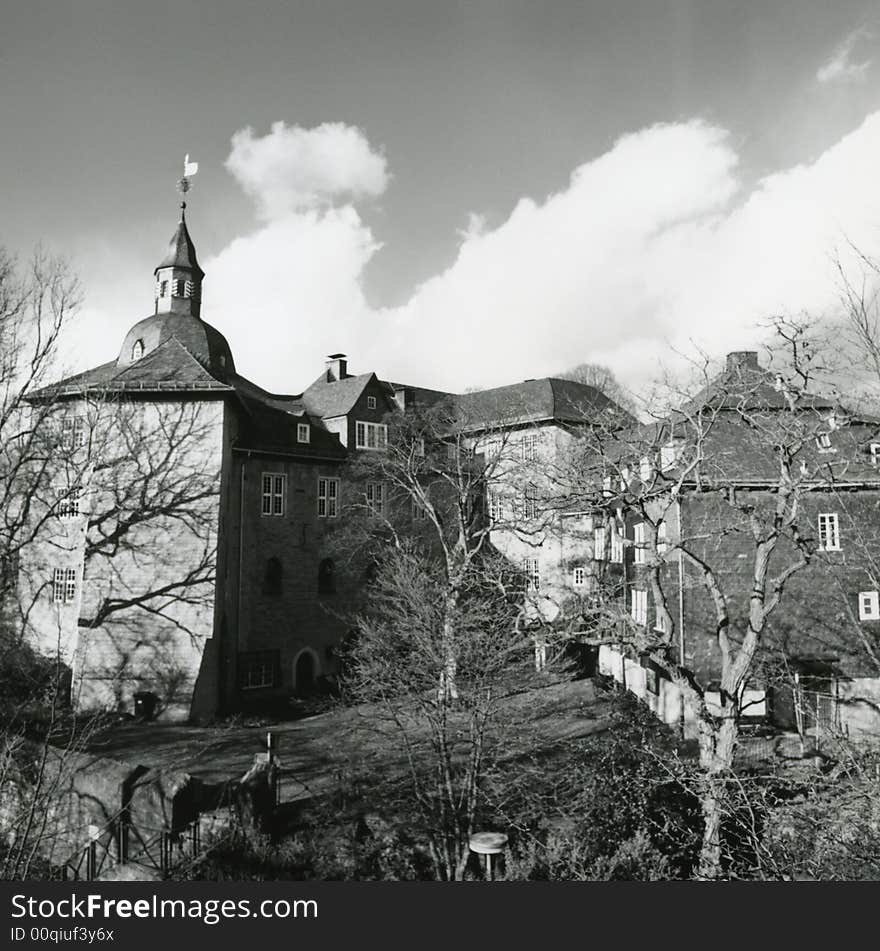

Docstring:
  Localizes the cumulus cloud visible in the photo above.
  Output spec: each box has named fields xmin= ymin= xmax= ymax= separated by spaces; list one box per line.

xmin=225 ymin=121 xmax=389 ymax=219
xmin=203 ymin=114 xmax=880 ymax=396
xmin=817 ymin=29 xmax=872 ymax=84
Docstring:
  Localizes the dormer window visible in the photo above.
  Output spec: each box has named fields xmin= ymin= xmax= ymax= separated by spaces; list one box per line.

xmin=816 ymin=433 xmax=834 ymax=453
xmin=131 ymin=339 xmax=144 ymax=361
xmin=367 ymin=396 xmax=377 ymax=410
xmin=297 ymin=423 xmax=310 ymax=444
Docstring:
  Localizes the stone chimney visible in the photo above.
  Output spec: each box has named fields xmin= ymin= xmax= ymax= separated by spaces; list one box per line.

xmin=325 ymin=353 xmax=348 ymax=382
xmin=726 ymin=351 xmax=760 ymax=372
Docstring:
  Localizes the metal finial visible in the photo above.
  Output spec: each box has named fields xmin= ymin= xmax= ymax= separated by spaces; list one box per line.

xmin=175 ymin=154 xmax=199 ymax=212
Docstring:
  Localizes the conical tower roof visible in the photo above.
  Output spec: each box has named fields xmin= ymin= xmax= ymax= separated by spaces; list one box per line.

xmin=154 ymin=207 xmax=204 ymax=280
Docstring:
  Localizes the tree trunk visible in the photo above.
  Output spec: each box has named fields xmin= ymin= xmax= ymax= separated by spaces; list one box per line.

xmin=696 ymin=702 xmax=738 ymax=880
xmin=438 ymin=592 xmax=459 ymax=701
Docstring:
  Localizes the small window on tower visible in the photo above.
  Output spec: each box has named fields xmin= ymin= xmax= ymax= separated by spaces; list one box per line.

xmin=159 ymin=280 xmax=168 ymax=297
xmin=173 ymin=279 xmax=185 ymax=297
xmin=131 ymin=339 xmax=144 ymax=361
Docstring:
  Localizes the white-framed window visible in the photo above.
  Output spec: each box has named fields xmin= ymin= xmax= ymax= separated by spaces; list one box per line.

xmin=261 ymin=473 xmax=286 ymax=516
xmin=131 ymin=339 xmax=144 ymax=361
xmin=57 ymin=486 xmax=82 ymax=519
xmin=572 ymin=566 xmax=586 ymax=588
xmin=639 ymin=455 xmax=654 ymax=483
xmin=660 ymin=442 xmax=682 ymax=472
xmin=521 ymin=433 xmax=539 ymax=461
xmin=522 ymin=557 xmax=540 ymax=591
xmin=859 ymin=591 xmax=880 ymax=621
xmin=60 ymin=415 xmax=86 ymax=450
xmin=818 ymin=513 xmax=841 ymax=551
xmin=657 ymin=521 xmax=668 ymax=555
xmin=631 ymin=589 xmax=647 ymax=624
xmin=356 ymin=421 xmax=387 ymax=450
xmin=487 ymin=491 xmax=504 ymax=522
xmin=871 ymin=443 xmax=880 ymax=467
xmin=52 ymin=567 xmax=77 ymax=604
xmin=367 ymin=395 xmax=377 ymax=410
xmin=602 ymin=475 xmax=613 ymax=497
xmin=366 ymin=481 xmax=384 ymax=517
xmin=593 ymin=525 xmax=606 ymax=560
xmin=483 ymin=437 xmax=502 ymax=460
xmin=297 ymin=423 xmax=310 ymax=444
xmin=634 ymin=522 xmax=647 ymax=564
xmin=816 ymin=433 xmax=834 ymax=453
xmin=411 ymin=497 xmax=429 ymax=521
xmin=523 ymin=483 xmax=539 ymax=519
xmin=610 ymin=527 xmax=624 ymax=563
xmin=655 ymin=607 xmax=670 ymax=633
xmin=317 ymin=477 xmax=339 ymax=518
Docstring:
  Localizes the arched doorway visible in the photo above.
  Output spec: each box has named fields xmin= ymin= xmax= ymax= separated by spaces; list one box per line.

xmin=294 ymin=648 xmax=319 ymax=694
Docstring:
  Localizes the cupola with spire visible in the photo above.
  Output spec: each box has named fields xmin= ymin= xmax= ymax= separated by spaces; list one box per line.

xmin=154 ymin=202 xmax=204 ymax=318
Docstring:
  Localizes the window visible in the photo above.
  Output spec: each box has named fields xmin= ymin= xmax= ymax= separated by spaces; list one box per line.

xmin=263 ymin=557 xmax=283 ymax=596
xmin=602 ymin=476 xmax=613 ymax=497
xmin=660 ymin=442 xmax=682 ymax=472
xmin=593 ymin=525 xmax=606 ymax=560
xmin=355 ymin=421 xmax=388 ymax=450
xmin=367 ymin=395 xmax=377 ymax=409
xmin=52 ymin=568 xmax=77 ymax=604
xmin=131 ymin=339 xmax=144 ymax=361
xmin=60 ymin=415 xmax=86 ymax=450
xmin=522 ymin=557 xmax=540 ymax=591
xmin=297 ymin=423 xmax=310 ymax=444
xmin=639 ymin=455 xmax=654 ymax=483
xmin=317 ymin=478 xmax=339 ymax=518
xmin=657 ymin=521 xmax=668 ymax=555
xmin=631 ymin=589 xmax=647 ymax=625
xmin=610 ymin=527 xmax=624 ymax=563
xmin=0 ymin=552 xmax=20 ymax=596
xmin=261 ymin=473 xmax=286 ymax=516
xmin=655 ymin=607 xmax=670 ymax=633
xmin=818 ymin=513 xmax=841 ymax=551
xmin=634 ymin=522 xmax=647 ymax=564
xmin=859 ymin=591 xmax=880 ymax=621
xmin=366 ymin=481 xmax=384 ymax=517
xmin=411 ymin=497 xmax=429 ymax=521
xmin=159 ymin=280 xmax=168 ymax=298
xmin=487 ymin=491 xmax=504 ymax=522
xmin=57 ymin=486 xmax=81 ymax=519
xmin=523 ymin=483 xmax=539 ymax=519
xmin=414 ymin=437 xmax=425 ymax=457
xmin=173 ymin=278 xmax=186 ymax=297
xmin=871 ymin=443 xmax=880 ymax=467
xmin=185 ymin=279 xmax=195 ymax=298
xmin=521 ymin=433 xmax=539 ymax=461
xmin=572 ymin=566 xmax=586 ymax=588
xmin=318 ymin=558 xmax=336 ymax=595
xmin=446 ymin=443 xmax=458 ymax=462
xmin=816 ymin=433 xmax=834 ymax=453
xmin=239 ymin=650 xmax=279 ymax=690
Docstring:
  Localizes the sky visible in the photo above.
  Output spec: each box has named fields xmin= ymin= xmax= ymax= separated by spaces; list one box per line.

xmin=3 ymin=0 xmax=880 ymax=395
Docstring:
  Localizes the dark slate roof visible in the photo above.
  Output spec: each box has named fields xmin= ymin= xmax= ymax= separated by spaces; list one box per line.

xmin=118 ymin=312 xmax=235 ymax=377
xmin=29 ymin=337 xmax=233 ymax=398
xmin=154 ymin=216 xmax=204 ymax=279
xmin=233 ymin=395 xmax=346 ymax=460
xmin=301 ymin=371 xmax=376 ymax=418
xmin=451 ymin=378 xmax=622 ymax=431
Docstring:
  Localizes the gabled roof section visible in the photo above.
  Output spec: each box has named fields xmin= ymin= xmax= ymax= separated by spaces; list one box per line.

xmin=233 ymin=393 xmax=346 ymax=460
xmin=29 ymin=337 xmax=233 ymax=399
xmin=301 ymin=371 xmax=377 ymax=419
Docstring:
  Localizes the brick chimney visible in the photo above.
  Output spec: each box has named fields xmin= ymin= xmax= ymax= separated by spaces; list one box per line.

xmin=325 ymin=353 xmax=348 ymax=382
xmin=726 ymin=351 xmax=759 ymax=372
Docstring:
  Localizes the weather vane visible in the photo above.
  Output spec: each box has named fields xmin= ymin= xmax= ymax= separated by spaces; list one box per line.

xmin=176 ymin=154 xmax=200 ymax=213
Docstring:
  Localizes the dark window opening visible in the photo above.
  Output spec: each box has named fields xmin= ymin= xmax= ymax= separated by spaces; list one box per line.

xmin=295 ymin=651 xmax=317 ymax=693
xmin=318 ymin=557 xmax=336 ymax=595
xmin=238 ymin=650 xmax=280 ymax=691
xmin=263 ymin=557 xmax=283 ymax=596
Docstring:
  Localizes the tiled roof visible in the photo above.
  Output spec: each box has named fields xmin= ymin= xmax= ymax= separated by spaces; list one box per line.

xmin=301 ymin=372 xmax=375 ymax=418
xmin=29 ymin=337 xmax=232 ymax=398
xmin=451 ymin=378 xmax=621 ymax=431
xmin=233 ymin=394 xmax=346 ymax=460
